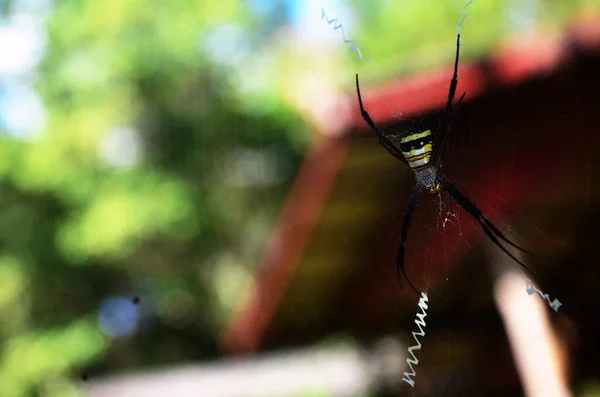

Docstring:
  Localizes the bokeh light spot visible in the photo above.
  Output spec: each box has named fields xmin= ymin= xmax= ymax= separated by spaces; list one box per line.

xmin=97 ymin=296 xmax=139 ymax=338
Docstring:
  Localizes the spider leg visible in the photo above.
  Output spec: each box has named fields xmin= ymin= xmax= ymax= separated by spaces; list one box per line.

xmin=434 ymin=34 xmax=464 ymax=164
xmin=457 ymin=91 xmax=466 ymax=108
xmin=439 ymin=175 xmax=539 ymax=259
xmin=440 ymin=33 xmax=461 ymax=134
xmin=438 ymin=174 xmax=537 ymax=275
xmin=448 ymin=91 xmax=467 ymax=134
xmin=396 ymin=184 xmax=425 ymax=295
xmin=436 ymin=91 xmax=466 ymax=167
xmin=355 ymin=74 xmax=407 ymax=163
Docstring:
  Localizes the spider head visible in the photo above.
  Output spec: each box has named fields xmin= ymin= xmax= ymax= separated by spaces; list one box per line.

xmin=400 ymin=130 xmax=433 ymax=169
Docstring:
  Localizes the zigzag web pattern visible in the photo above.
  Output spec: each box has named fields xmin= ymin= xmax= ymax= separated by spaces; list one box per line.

xmin=321 ymin=8 xmax=373 ymax=62
xmin=457 ymin=0 xmax=473 ymax=36
xmin=402 ymin=292 xmax=429 ymax=388
xmin=525 ymin=279 xmax=562 ymax=312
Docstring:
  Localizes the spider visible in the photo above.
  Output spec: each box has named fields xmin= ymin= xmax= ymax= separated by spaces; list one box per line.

xmin=355 ymin=33 xmax=536 ymax=294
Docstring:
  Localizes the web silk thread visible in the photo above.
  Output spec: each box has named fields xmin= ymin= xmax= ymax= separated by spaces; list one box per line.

xmin=402 ymin=292 xmax=429 ymax=388
xmin=526 ymin=283 xmax=562 ymax=312
xmin=457 ymin=0 xmax=473 ymax=35
xmin=321 ymin=8 xmax=372 ymax=62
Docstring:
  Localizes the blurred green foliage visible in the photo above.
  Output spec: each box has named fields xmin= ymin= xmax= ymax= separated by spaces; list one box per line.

xmin=0 ymin=0 xmax=598 ymax=396
xmin=1 ymin=0 xmax=306 ymax=395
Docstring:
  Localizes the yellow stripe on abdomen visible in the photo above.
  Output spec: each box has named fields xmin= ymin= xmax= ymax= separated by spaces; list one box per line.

xmin=401 ymin=130 xmax=433 ymax=168
xmin=401 ymin=130 xmax=432 ymax=143
xmin=404 ymin=151 xmax=432 ymax=168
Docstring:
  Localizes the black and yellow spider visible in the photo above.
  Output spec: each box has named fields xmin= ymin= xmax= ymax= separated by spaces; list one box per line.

xmin=356 ymin=33 xmax=535 ymax=294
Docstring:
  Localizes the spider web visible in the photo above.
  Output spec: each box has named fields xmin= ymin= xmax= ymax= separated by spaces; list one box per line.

xmin=339 ymin=34 xmax=600 ymax=393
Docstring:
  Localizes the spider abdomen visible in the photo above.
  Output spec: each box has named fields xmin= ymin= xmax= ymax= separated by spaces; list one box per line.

xmin=400 ymin=130 xmax=434 ymax=169
xmin=414 ymin=165 xmax=439 ymax=192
